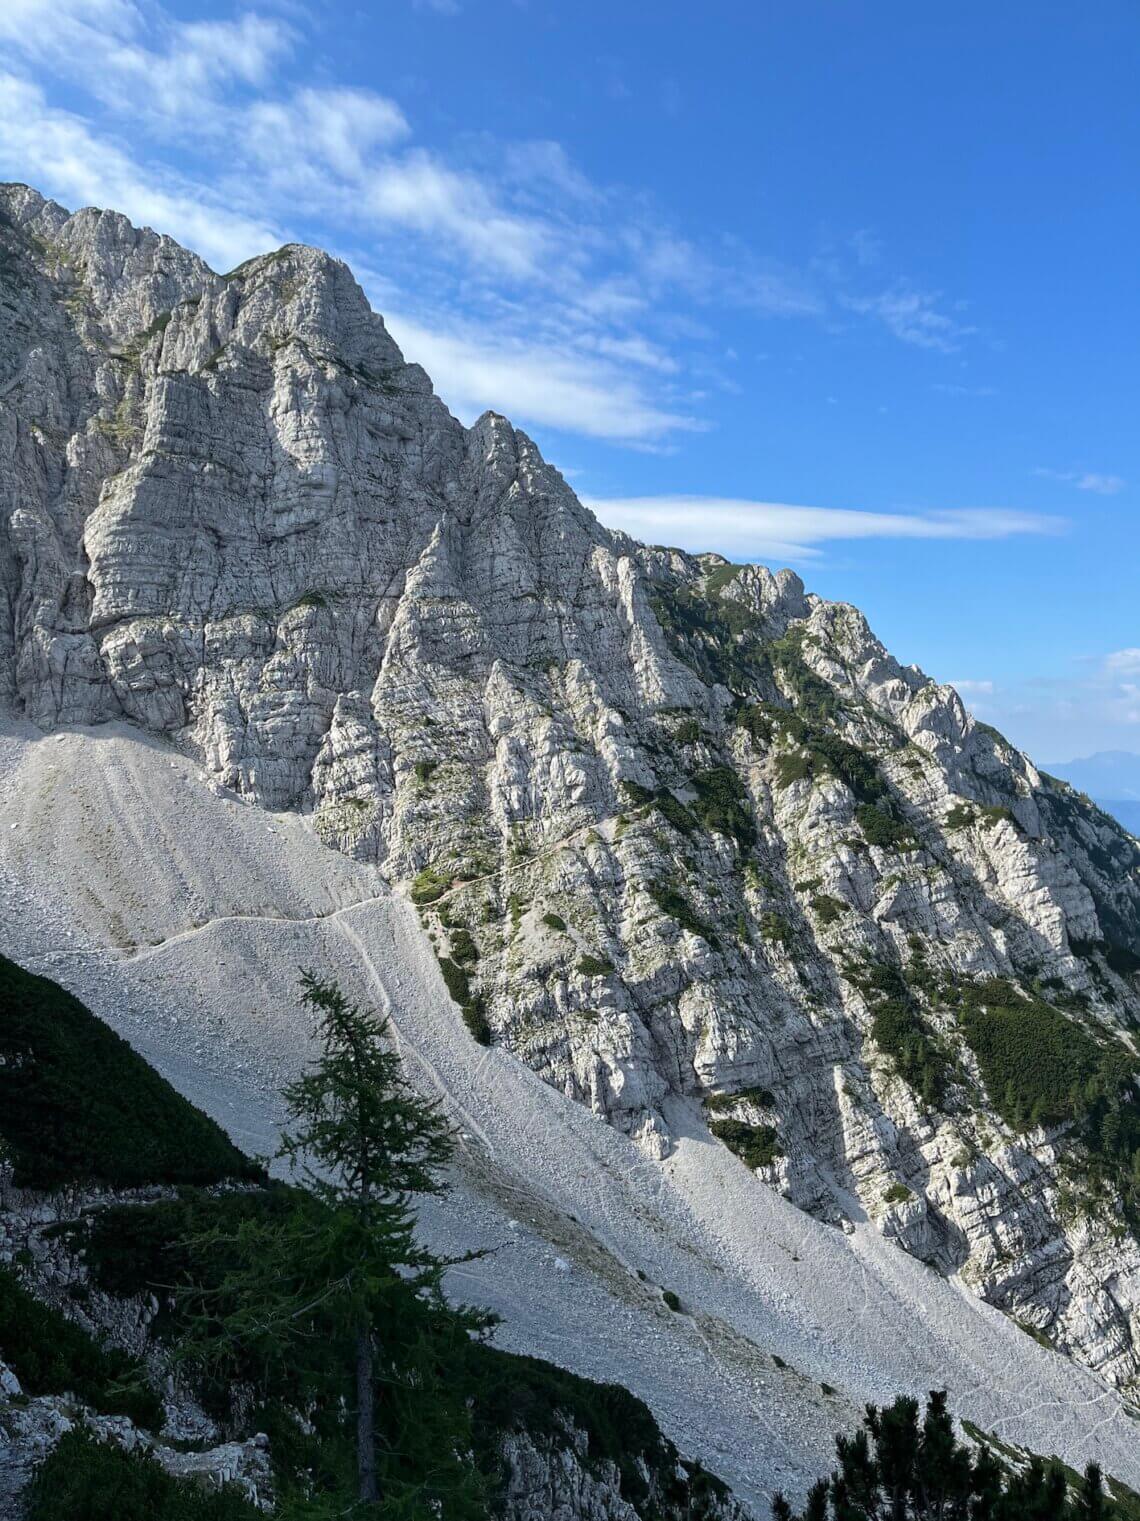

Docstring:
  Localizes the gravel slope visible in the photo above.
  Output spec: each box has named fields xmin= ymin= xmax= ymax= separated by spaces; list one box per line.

xmin=2 ymin=716 xmax=1138 ymax=1512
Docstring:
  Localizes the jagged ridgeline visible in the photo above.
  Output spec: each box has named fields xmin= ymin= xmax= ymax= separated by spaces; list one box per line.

xmin=2 ymin=181 xmax=1140 ymax=1393
xmin=0 ymin=954 xmax=737 ymax=1520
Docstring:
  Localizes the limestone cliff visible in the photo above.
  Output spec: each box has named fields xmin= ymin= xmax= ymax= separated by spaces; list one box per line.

xmin=3 ymin=184 xmax=1140 ymax=1396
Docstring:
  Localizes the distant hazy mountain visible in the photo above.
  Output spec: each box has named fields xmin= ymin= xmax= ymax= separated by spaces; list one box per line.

xmin=1045 ymin=752 xmax=1140 ymax=834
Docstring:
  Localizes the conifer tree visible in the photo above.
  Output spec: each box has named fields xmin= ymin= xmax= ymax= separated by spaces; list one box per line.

xmin=182 ymin=973 xmax=484 ymax=1515
xmin=772 ymin=1393 xmax=1115 ymax=1521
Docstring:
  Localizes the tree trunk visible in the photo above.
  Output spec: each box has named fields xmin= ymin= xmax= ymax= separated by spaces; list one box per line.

xmin=355 ymin=1321 xmax=378 ymax=1504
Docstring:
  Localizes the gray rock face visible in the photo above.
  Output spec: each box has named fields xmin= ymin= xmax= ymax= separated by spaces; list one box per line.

xmin=4 ymin=184 xmax=1140 ymax=1395
xmin=499 ymin=1425 xmax=743 ymax=1521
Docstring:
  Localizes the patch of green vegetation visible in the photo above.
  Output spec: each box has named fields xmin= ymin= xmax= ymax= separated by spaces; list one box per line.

xmin=957 ymin=985 xmax=1119 ymax=1131
xmin=810 ymin=894 xmax=849 ymax=926
xmin=621 ymin=779 xmax=697 ymax=836
xmin=870 ymin=996 xmax=948 ymax=1107
xmin=979 ymin=804 xmax=1017 ymax=829
xmin=414 ymin=759 xmax=438 ymax=785
xmin=703 ymin=561 xmax=742 ymax=599
xmin=112 ymin=309 xmax=172 ymax=364
xmin=760 ymin=912 xmax=792 ymax=946
xmin=883 ymin=1182 xmax=913 ymax=1205
xmin=661 ymin=1289 xmax=682 ymax=1312
xmin=291 ymin=589 xmax=328 ymax=609
xmin=855 ymin=802 xmax=914 ymax=850
xmin=577 ymin=954 xmax=614 ymax=977
xmin=774 ymin=750 xmax=812 ymax=788
xmin=541 ymin=912 xmax=567 ymax=933
xmin=782 ymin=1390 xmax=1133 ymax=1521
xmin=647 ymin=582 xmax=759 ymax=692
xmin=672 ymin=717 xmax=701 ymax=745
xmin=945 ymin=803 xmax=976 ymax=830
xmin=1014 ymin=1318 xmax=1054 ymax=1350
xmin=410 ymin=865 xmax=451 ymax=905
xmin=24 ymin=1431 xmax=258 ymax=1521
xmin=734 ymin=704 xmax=772 ymax=746
xmin=460 ymin=1001 xmax=492 ymax=1045
xmin=435 ymin=954 xmax=492 ymax=1046
xmin=710 ymin=1119 xmax=783 ymax=1169
xmin=765 ymin=630 xmax=843 ymax=725
xmin=0 ymin=1267 xmax=162 ymax=1428
xmin=437 ymin=955 xmax=471 ymax=1005
xmin=647 ymin=881 xmax=718 ymax=947
xmin=689 ymin=766 xmax=755 ymax=849
xmin=705 ymin=1086 xmax=776 ymax=1113
xmin=449 ymin=927 xmax=479 ymax=965
xmin=91 ymin=397 xmax=136 ymax=445
xmin=0 ymin=953 xmax=259 ymax=1190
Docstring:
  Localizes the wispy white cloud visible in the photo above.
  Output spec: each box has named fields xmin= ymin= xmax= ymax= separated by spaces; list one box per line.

xmin=0 ymin=73 xmax=280 ymax=270
xmin=384 ymin=314 xmax=700 ymax=443
xmin=0 ymin=0 xmax=991 ymax=448
xmin=1035 ymin=467 xmax=1125 ymax=495
xmin=580 ymin=496 xmax=1065 ymax=561
xmin=949 ymin=679 xmax=995 ymax=695
xmin=843 ymin=286 xmax=975 ymax=352
xmin=1105 ymin=649 xmax=1140 ymax=675
xmin=0 ymin=0 xmax=291 ymax=117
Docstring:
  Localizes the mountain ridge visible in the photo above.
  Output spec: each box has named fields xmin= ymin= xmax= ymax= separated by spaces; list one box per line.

xmin=3 ymin=182 xmax=1140 ymax=1413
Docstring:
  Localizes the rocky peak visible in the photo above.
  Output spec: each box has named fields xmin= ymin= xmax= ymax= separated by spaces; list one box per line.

xmin=3 ymin=188 xmax=1140 ymax=1398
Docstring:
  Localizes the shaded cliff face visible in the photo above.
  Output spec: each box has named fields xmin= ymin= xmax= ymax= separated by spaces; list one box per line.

xmin=3 ymin=184 xmax=1140 ymax=1394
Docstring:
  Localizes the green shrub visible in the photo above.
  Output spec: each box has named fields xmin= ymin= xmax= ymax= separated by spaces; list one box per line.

xmin=577 ymin=955 xmax=614 ymax=977
xmin=855 ymin=803 xmax=913 ymax=850
xmin=646 ymin=883 xmax=718 ymax=947
xmin=410 ymin=865 xmax=451 ymax=905
xmin=760 ymin=912 xmax=792 ymax=946
xmin=414 ymin=760 xmax=437 ymax=785
xmin=689 ymin=766 xmax=755 ymax=849
xmin=0 ymin=954 xmax=258 ymax=1189
xmin=24 ymin=1430 xmax=258 ymax=1521
xmin=450 ymin=928 xmax=479 ymax=965
xmin=622 ymin=781 xmax=697 ymax=836
xmin=810 ymin=894 xmax=849 ymax=926
xmin=542 ymin=912 xmax=567 ymax=933
xmin=735 ymin=704 xmax=772 ymax=745
xmin=705 ymin=1086 xmax=776 ymax=1113
xmin=434 ymin=956 xmax=491 ymax=1046
xmin=883 ymin=1182 xmax=913 ymax=1205
xmin=673 ymin=718 xmax=701 ymax=745
xmin=945 ymin=803 xmax=975 ymax=830
xmin=0 ymin=1268 xmax=162 ymax=1428
xmin=437 ymin=956 xmax=471 ymax=1005
xmin=709 ymin=1119 xmax=783 ymax=1169
xmin=461 ymin=1000 xmax=493 ymax=1046
xmin=774 ymin=751 xmax=811 ymax=789
xmin=958 ymin=994 xmax=1105 ymax=1131
xmin=662 ymin=1289 xmax=682 ymax=1312
xmin=870 ymin=998 xmax=947 ymax=1105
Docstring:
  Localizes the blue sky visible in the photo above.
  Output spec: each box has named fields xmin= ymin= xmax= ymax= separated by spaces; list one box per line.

xmin=1 ymin=1 xmax=1136 ymax=762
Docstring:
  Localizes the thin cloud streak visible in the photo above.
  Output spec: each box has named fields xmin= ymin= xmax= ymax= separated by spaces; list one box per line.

xmin=583 ymin=496 xmax=1067 ymax=562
